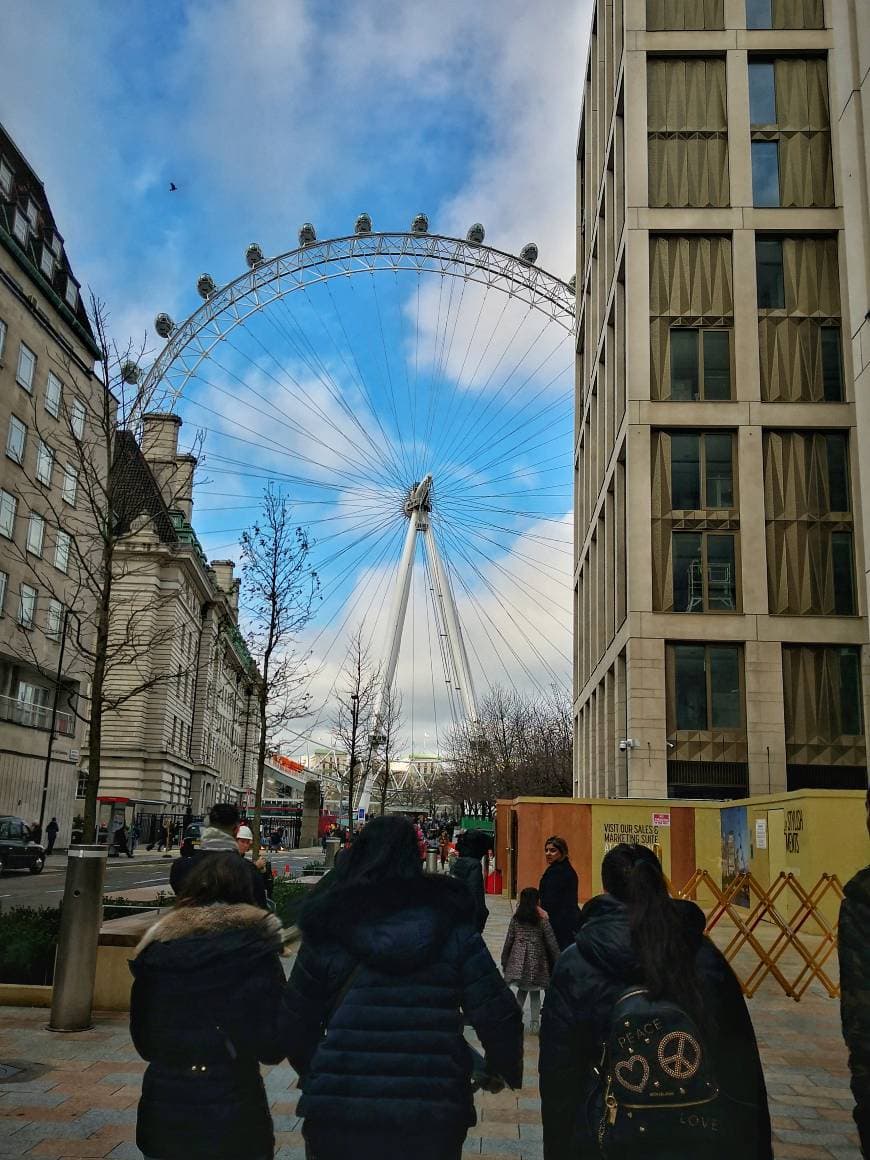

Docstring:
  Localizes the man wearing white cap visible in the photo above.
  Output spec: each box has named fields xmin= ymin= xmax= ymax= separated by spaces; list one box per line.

xmin=236 ymin=825 xmax=274 ymax=908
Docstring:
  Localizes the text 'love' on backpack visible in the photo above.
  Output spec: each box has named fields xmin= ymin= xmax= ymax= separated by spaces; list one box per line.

xmin=587 ymin=986 xmax=720 ymax=1155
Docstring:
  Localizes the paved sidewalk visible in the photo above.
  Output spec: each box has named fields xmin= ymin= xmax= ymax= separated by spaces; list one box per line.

xmin=0 ymin=893 xmax=861 ymax=1158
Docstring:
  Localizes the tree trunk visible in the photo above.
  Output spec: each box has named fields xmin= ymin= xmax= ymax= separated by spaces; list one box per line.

xmin=252 ymin=686 xmax=268 ymax=858
xmin=83 ymin=537 xmax=113 ymax=843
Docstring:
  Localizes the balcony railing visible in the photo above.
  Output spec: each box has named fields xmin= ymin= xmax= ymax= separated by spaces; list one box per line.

xmin=0 ymin=693 xmax=75 ymax=736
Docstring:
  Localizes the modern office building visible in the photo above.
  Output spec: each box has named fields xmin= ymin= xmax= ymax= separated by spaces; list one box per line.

xmin=574 ymin=0 xmax=869 ymax=798
xmin=0 ymin=122 xmax=102 ymax=844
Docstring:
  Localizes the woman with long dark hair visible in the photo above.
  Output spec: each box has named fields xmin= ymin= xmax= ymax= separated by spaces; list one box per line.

xmin=538 ymin=835 xmax=581 ymax=950
xmin=539 ymin=843 xmax=771 ymax=1160
xmin=130 ymin=853 xmax=286 ymax=1160
xmin=283 ymin=815 xmax=523 ymax=1160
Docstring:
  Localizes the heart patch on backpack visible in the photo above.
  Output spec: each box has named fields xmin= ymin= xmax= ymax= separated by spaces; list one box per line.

xmin=614 ymin=1055 xmax=650 ymax=1094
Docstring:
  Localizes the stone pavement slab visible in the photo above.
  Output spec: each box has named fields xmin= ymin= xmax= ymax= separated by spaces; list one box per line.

xmin=0 ymin=893 xmax=861 ymax=1158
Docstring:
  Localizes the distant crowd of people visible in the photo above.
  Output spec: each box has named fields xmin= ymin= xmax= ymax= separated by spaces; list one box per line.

xmin=124 ymin=794 xmax=870 ymax=1160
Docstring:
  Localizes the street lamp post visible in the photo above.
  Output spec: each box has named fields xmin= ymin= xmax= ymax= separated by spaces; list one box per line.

xmin=39 ymin=605 xmax=71 ymax=832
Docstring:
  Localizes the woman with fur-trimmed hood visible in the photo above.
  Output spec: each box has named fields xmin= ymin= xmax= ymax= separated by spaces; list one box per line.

xmin=130 ymin=852 xmax=286 ymax=1160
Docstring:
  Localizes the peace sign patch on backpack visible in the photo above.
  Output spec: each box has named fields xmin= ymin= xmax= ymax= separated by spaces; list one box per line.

xmin=586 ymin=986 xmax=721 ymax=1155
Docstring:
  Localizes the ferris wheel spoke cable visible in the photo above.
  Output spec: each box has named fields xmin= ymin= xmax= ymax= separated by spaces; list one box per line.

xmin=441 ymin=512 xmax=571 ymax=583
xmin=368 ymin=272 xmax=416 ymax=484
xmin=445 ymin=395 xmax=573 ymax=486
xmin=421 ymin=548 xmax=442 ymax=756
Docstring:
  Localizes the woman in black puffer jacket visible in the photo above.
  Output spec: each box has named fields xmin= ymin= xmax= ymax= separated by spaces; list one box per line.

xmin=130 ymin=853 xmax=286 ymax=1160
xmin=450 ymin=827 xmax=491 ymax=932
xmin=539 ymin=843 xmax=772 ymax=1160
xmin=283 ymin=815 xmax=523 ymax=1160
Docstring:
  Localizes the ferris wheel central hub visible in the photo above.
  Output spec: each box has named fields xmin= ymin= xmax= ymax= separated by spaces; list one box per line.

xmin=403 ymin=474 xmax=433 ymax=518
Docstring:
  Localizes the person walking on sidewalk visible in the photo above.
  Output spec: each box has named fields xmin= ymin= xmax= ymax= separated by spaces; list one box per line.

xmin=539 ymin=842 xmax=771 ymax=1160
xmin=170 ymin=803 xmax=267 ymax=908
xmin=450 ymin=828 xmax=490 ymax=932
xmin=113 ymin=824 xmax=133 ymax=858
xmin=130 ymin=853 xmax=286 ymax=1160
xmin=282 ymin=814 xmax=523 ymax=1160
xmin=538 ymin=835 xmax=581 ymax=951
xmin=839 ymin=786 xmax=870 ymax=1156
xmin=501 ymin=886 xmax=560 ymax=1034
xmin=45 ymin=817 xmax=59 ymax=854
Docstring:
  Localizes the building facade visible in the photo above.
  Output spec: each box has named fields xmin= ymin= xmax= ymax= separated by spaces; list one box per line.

xmin=574 ymin=0 xmax=869 ymax=798
xmin=90 ymin=413 xmax=261 ymax=833
xmin=0 ymin=123 xmax=102 ymax=845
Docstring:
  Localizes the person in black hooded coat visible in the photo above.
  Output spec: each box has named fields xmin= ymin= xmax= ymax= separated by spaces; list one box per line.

xmin=282 ymin=814 xmax=523 ymax=1160
xmin=129 ymin=853 xmax=286 ymax=1160
xmin=538 ymin=835 xmax=581 ymax=951
xmin=450 ymin=827 xmax=491 ymax=932
xmin=539 ymin=843 xmax=771 ymax=1160
xmin=839 ymin=788 xmax=870 ymax=1155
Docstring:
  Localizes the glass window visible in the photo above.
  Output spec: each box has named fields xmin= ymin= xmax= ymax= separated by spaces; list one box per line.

xmin=0 ymin=570 xmax=7 ymax=615
xmin=674 ymin=645 xmax=708 ymax=729
xmin=27 ymin=513 xmax=45 ymax=557
xmin=672 ymin=532 xmax=703 ymax=612
xmin=18 ymin=583 xmax=37 ymax=628
xmin=821 ymin=328 xmax=843 ymax=402
xmin=25 ymin=198 xmax=38 ymax=227
xmin=749 ymin=61 xmax=777 ymax=125
xmin=70 ymin=399 xmax=86 ymax=440
xmin=825 ymin=432 xmax=849 ymax=511
xmin=0 ymin=158 xmax=12 ymax=195
xmin=707 ymin=534 xmax=737 ymax=610
xmin=670 ymin=329 xmax=699 ymax=400
xmin=671 ymin=434 xmax=701 ymax=509
xmin=6 ymin=416 xmax=26 ymax=463
xmin=45 ymin=371 xmax=62 ymax=417
xmin=839 ymin=647 xmax=863 ymax=735
xmin=46 ymin=599 xmax=63 ymax=640
xmin=39 ymin=245 xmax=55 ymax=279
xmin=752 ymin=141 xmax=780 ymax=206
xmin=703 ymin=332 xmax=731 ymax=400
xmin=0 ymin=318 xmax=6 ymax=360
xmin=12 ymin=209 xmax=29 ymax=246
xmin=832 ymin=532 xmax=855 ymax=616
xmin=756 ymin=238 xmax=785 ymax=308
xmin=49 ymin=232 xmax=62 ymax=258
xmin=65 ymin=277 xmax=78 ymax=310
xmin=746 ymin=0 xmax=772 ymax=26
xmin=710 ymin=646 xmax=742 ymax=728
xmin=54 ymin=530 xmax=71 ymax=574
xmin=705 ymin=433 xmax=733 ymax=507
xmin=17 ymin=343 xmax=36 ymax=391
xmin=36 ymin=440 xmax=53 ymax=486
xmin=0 ymin=490 xmax=16 ymax=538
xmin=62 ymin=465 xmax=78 ymax=505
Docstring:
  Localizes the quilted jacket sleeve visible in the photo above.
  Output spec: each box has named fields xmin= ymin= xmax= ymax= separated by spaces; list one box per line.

xmin=542 ymin=920 xmax=561 ymax=969
xmin=500 ymin=917 xmax=516 ymax=969
xmin=282 ymin=939 xmax=348 ymax=1078
xmin=458 ymin=925 xmax=523 ymax=1089
xmin=839 ymin=882 xmax=870 ymax=1155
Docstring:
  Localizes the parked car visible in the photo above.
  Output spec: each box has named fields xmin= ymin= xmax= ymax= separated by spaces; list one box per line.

xmin=183 ymin=823 xmax=202 ymax=848
xmin=0 ymin=816 xmax=45 ymax=874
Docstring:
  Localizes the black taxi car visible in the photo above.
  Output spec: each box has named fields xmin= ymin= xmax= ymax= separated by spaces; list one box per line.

xmin=0 ymin=816 xmax=45 ymax=874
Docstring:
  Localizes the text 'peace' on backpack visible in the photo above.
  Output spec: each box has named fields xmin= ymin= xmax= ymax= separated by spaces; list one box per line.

xmin=587 ymin=986 xmax=720 ymax=1155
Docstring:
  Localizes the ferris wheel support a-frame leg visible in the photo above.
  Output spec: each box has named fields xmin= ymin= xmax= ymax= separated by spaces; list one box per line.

xmin=357 ymin=474 xmax=476 ymax=816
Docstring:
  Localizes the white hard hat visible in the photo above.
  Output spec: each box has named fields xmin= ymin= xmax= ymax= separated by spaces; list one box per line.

xmin=236 ymin=825 xmax=254 ymax=841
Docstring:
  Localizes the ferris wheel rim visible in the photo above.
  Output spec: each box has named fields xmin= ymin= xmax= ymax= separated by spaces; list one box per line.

xmin=140 ymin=230 xmax=576 ymax=404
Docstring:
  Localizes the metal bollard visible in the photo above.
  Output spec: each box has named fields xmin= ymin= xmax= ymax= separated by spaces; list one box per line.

xmin=426 ymin=846 xmax=439 ymax=874
xmin=324 ymin=837 xmax=340 ymax=869
xmin=49 ymin=844 xmax=107 ymax=1032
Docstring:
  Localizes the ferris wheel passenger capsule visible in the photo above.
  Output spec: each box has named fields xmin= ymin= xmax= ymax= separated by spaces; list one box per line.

xmin=120 ymin=359 xmax=141 ymax=385
xmin=355 ymin=213 xmax=373 ymax=234
xmin=154 ymin=313 xmax=175 ymax=338
xmin=466 ymin=223 xmax=485 ymax=245
xmin=245 ymin=243 xmax=264 ymax=268
xmin=299 ymin=223 xmax=317 ymax=246
xmin=197 ymin=273 xmax=217 ymax=299
xmin=569 ymin=274 xmax=577 ymax=291
xmin=520 ymin=242 xmax=539 ymax=264
xmin=411 ymin=213 xmax=429 ymax=234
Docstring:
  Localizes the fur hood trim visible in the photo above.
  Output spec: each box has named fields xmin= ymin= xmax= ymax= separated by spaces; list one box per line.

xmin=135 ymin=903 xmax=282 ymax=957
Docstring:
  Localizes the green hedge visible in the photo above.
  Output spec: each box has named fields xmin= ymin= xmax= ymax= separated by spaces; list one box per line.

xmin=0 ymin=906 xmax=61 ymax=985
xmin=272 ymin=878 xmax=306 ymax=928
xmin=102 ymin=894 xmax=169 ymax=921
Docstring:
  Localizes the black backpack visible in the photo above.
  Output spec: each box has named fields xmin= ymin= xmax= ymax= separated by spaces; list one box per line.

xmin=586 ymin=986 xmax=721 ymax=1156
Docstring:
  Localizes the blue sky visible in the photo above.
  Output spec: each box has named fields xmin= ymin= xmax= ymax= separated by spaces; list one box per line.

xmin=1 ymin=0 xmax=591 ymax=754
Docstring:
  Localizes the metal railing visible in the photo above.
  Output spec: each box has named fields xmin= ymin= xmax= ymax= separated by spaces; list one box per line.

xmin=0 ymin=692 xmax=74 ymax=736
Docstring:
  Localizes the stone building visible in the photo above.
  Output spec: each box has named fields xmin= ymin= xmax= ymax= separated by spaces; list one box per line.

xmin=0 ymin=122 xmax=102 ymax=844
xmin=89 ymin=413 xmax=261 ymax=834
xmin=574 ymin=0 xmax=869 ymax=798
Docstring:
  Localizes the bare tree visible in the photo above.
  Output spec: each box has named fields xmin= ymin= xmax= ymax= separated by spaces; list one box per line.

xmin=9 ymin=295 xmax=206 ymax=840
xmin=332 ymin=630 xmax=380 ymax=833
xmin=240 ymin=485 xmax=319 ymax=855
xmin=372 ymin=685 xmax=406 ymax=816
